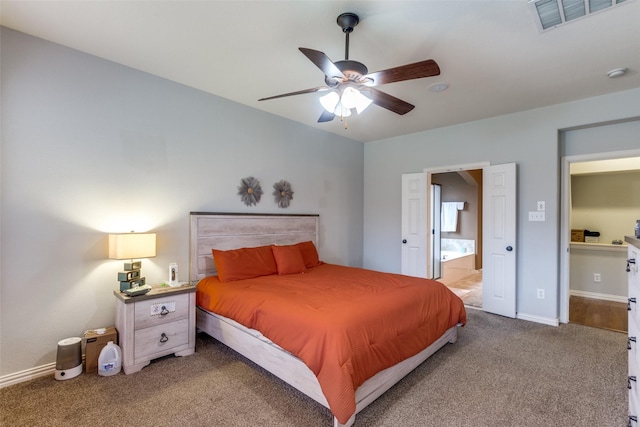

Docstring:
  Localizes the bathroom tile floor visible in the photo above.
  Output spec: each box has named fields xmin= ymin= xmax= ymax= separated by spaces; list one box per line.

xmin=446 ymin=271 xmax=482 ymax=309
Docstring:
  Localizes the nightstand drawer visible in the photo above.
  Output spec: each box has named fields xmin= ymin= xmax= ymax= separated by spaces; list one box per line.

xmin=134 ymin=318 xmax=189 ymax=358
xmin=134 ymin=293 xmax=189 ymax=329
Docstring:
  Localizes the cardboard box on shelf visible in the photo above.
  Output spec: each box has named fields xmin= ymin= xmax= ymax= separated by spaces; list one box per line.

xmin=571 ymin=229 xmax=584 ymax=242
xmin=84 ymin=327 xmax=118 ymax=374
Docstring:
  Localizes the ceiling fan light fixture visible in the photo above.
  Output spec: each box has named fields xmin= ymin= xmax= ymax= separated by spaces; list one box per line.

xmin=354 ymin=94 xmax=373 ymax=115
xmin=319 ymin=91 xmax=340 ymax=113
xmin=341 ymin=87 xmax=373 ymax=114
xmin=320 ymin=87 xmax=372 ymax=117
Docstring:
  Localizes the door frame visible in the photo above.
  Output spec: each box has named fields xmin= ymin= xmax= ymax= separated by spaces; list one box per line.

xmin=559 ymin=148 xmax=640 ymax=323
xmin=425 ymin=162 xmax=489 ymax=281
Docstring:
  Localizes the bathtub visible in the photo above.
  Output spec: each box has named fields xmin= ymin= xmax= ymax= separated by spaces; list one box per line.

xmin=441 ymin=250 xmax=471 ymax=261
xmin=439 ymin=251 xmax=476 ymax=284
xmin=439 ymin=239 xmax=476 ymax=285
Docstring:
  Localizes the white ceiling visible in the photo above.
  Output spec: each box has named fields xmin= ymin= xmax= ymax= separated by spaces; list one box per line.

xmin=2 ymin=0 xmax=639 ymax=143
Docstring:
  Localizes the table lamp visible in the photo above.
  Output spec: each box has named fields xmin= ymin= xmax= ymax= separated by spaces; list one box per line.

xmin=109 ymin=232 xmax=156 ymax=291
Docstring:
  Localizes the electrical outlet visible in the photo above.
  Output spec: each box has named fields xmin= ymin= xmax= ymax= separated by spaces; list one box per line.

xmin=537 ymin=288 xmax=545 ymax=299
xmin=593 ymin=273 xmax=601 ymax=283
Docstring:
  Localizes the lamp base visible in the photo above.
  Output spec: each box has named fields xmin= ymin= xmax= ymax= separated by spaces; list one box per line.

xmin=124 ymin=261 xmax=141 ymax=271
xmin=119 ymin=277 xmax=146 ymax=292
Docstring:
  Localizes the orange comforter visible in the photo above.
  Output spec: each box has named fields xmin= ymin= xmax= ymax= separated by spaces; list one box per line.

xmin=196 ymin=263 xmax=466 ymax=424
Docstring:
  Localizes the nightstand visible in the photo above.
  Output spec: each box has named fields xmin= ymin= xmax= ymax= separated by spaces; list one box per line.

xmin=114 ymin=285 xmax=196 ymax=374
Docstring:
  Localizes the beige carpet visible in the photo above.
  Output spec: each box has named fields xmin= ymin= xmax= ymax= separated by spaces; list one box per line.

xmin=0 ymin=309 xmax=627 ymax=427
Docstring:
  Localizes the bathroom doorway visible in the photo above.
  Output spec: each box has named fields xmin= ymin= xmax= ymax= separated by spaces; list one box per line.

xmin=431 ymin=169 xmax=483 ymax=308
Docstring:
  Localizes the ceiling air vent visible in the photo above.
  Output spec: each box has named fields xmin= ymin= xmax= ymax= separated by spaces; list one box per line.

xmin=529 ymin=0 xmax=630 ymax=31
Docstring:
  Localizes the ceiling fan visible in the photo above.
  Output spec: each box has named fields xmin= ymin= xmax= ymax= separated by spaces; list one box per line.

xmin=258 ymin=12 xmax=441 ymax=123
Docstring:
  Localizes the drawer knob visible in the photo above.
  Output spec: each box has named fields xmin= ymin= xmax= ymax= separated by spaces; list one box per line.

xmin=630 ymin=298 xmax=637 ymax=311
xmin=630 ymin=337 xmax=637 ymax=350
xmin=629 ymin=375 xmax=637 ymax=390
xmin=629 ymin=415 xmax=638 ymax=426
xmin=160 ymin=333 xmax=169 ymax=343
xmin=160 ymin=305 xmax=170 ymax=316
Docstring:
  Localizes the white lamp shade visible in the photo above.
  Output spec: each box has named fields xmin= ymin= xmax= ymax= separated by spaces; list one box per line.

xmin=339 ymin=87 xmax=357 ymax=109
xmin=352 ymin=90 xmax=373 ymax=114
xmin=319 ymin=91 xmax=340 ymax=113
xmin=108 ymin=233 xmax=156 ymax=260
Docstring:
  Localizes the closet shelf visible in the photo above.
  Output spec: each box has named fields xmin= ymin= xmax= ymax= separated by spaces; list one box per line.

xmin=570 ymin=242 xmax=627 ymax=253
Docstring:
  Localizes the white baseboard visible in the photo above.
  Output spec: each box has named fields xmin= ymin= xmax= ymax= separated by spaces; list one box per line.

xmin=570 ymin=289 xmax=627 ymax=303
xmin=0 ymin=362 xmax=56 ymax=389
xmin=517 ymin=312 xmax=560 ymax=327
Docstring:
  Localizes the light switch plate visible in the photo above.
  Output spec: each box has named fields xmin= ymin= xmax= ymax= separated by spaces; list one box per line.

xmin=529 ymin=211 xmax=545 ymax=221
xmin=537 ymin=201 xmax=545 ymax=211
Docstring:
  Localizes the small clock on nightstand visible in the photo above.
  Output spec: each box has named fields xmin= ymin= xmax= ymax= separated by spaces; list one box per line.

xmin=113 ymin=284 xmax=196 ymax=374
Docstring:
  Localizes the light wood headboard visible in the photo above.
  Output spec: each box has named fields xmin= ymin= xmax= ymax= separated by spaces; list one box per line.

xmin=189 ymin=212 xmax=319 ymax=284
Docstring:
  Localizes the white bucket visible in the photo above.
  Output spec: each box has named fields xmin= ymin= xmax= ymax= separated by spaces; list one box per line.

xmin=98 ymin=341 xmax=122 ymax=376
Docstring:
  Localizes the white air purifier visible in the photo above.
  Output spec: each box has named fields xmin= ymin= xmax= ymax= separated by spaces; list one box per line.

xmin=54 ymin=337 xmax=82 ymax=380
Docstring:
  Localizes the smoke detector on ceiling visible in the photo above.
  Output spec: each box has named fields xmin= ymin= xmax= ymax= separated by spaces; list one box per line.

xmin=607 ymin=68 xmax=628 ymax=78
xmin=529 ymin=0 xmax=631 ymax=32
xmin=429 ymin=82 xmax=450 ymax=93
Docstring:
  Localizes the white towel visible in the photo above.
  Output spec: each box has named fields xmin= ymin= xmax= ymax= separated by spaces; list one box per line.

xmin=441 ymin=202 xmax=464 ymax=232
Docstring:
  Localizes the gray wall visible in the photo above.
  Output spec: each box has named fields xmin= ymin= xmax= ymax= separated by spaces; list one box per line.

xmin=363 ymin=90 xmax=640 ymax=323
xmin=432 ymin=172 xmax=479 ymax=242
xmin=569 ymin=245 xmax=628 ymax=297
xmin=0 ymin=28 xmax=364 ymax=376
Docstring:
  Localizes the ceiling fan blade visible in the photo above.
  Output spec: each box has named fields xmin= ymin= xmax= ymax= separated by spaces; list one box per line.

xmin=363 ymin=59 xmax=440 ymax=87
xmin=317 ymin=110 xmax=335 ymax=123
xmin=258 ymin=86 xmax=328 ymax=102
xmin=299 ymin=48 xmax=346 ymax=81
xmin=363 ymin=87 xmax=415 ymax=115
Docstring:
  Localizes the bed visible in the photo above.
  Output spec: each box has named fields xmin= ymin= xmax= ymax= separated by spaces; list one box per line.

xmin=190 ymin=212 xmax=466 ymax=427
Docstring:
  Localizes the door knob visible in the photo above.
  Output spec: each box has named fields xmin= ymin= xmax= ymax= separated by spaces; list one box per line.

xmin=402 ymin=239 xmax=407 ymax=244
xmin=506 ymin=246 xmax=513 ymax=251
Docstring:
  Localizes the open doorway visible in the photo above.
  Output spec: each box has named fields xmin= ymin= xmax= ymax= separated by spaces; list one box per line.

xmin=560 ymin=151 xmax=640 ymax=330
xmin=431 ymin=169 xmax=483 ymax=308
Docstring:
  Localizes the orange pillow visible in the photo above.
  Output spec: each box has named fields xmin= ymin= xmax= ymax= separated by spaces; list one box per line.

xmin=296 ymin=241 xmax=320 ymax=268
xmin=212 ymin=245 xmax=277 ymax=282
xmin=272 ymin=245 xmax=307 ymax=275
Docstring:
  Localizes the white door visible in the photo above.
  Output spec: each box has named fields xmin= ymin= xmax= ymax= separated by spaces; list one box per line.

xmin=430 ymin=184 xmax=442 ymax=279
xmin=401 ymin=173 xmax=427 ymax=277
xmin=482 ymin=163 xmax=517 ymax=318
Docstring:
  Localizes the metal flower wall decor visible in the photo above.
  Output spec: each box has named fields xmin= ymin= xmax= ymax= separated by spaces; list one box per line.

xmin=273 ymin=180 xmax=294 ymax=208
xmin=238 ymin=176 xmax=263 ymax=206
